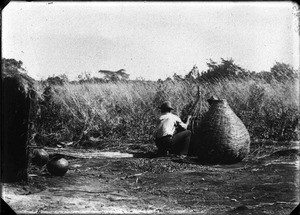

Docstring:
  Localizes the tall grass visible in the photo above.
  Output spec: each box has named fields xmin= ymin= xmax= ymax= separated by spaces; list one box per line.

xmin=35 ymin=76 xmax=299 ymax=146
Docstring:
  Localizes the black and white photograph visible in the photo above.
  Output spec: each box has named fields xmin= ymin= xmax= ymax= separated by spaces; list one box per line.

xmin=1 ymin=1 xmax=300 ymax=214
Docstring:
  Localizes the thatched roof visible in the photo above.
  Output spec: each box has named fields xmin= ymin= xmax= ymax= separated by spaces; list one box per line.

xmin=2 ymin=68 xmax=36 ymax=95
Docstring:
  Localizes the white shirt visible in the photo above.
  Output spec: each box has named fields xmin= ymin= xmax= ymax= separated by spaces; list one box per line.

xmin=154 ymin=112 xmax=187 ymax=139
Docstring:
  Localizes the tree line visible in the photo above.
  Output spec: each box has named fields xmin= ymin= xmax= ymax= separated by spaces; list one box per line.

xmin=2 ymin=58 xmax=298 ymax=85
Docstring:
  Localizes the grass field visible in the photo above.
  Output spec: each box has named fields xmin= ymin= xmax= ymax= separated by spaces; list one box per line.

xmin=34 ymin=76 xmax=299 ymax=147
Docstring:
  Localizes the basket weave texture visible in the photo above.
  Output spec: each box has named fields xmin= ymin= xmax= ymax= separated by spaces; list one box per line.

xmin=193 ymin=99 xmax=250 ymax=164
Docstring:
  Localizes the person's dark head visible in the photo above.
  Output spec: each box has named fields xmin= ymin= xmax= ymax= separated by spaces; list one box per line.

xmin=158 ymin=101 xmax=174 ymax=113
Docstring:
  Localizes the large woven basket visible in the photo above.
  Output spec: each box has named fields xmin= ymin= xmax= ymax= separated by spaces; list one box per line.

xmin=192 ymin=97 xmax=250 ymax=164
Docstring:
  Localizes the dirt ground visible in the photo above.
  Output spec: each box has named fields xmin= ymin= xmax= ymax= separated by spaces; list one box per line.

xmin=2 ymin=141 xmax=299 ymax=214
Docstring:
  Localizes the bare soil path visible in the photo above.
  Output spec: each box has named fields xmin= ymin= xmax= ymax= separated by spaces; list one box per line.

xmin=2 ymin=142 xmax=299 ymax=214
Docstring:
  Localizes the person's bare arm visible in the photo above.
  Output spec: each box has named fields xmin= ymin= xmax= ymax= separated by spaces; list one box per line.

xmin=186 ymin=115 xmax=192 ymax=126
xmin=177 ymin=115 xmax=192 ymax=130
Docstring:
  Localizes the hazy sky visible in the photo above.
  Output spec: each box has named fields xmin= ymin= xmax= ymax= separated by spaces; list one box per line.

xmin=2 ymin=1 xmax=299 ymax=80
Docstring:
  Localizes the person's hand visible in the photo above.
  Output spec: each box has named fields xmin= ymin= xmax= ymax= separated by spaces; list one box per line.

xmin=186 ymin=115 xmax=192 ymax=124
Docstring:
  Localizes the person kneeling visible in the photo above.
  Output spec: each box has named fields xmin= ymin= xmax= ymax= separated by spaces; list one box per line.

xmin=154 ymin=101 xmax=192 ymax=157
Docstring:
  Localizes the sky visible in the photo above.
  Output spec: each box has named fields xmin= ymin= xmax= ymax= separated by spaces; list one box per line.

xmin=2 ymin=1 xmax=299 ymax=81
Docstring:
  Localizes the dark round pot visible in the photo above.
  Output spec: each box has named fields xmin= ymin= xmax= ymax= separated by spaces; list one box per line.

xmin=31 ymin=149 xmax=49 ymax=166
xmin=47 ymin=157 xmax=69 ymax=176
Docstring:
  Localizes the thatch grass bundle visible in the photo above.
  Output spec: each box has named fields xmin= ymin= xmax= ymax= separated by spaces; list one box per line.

xmin=191 ymin=97 xmax=250 ymax=164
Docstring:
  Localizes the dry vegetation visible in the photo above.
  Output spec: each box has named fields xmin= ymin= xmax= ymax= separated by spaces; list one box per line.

xmin=34 ymin=75 xmax=299 ymax=149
